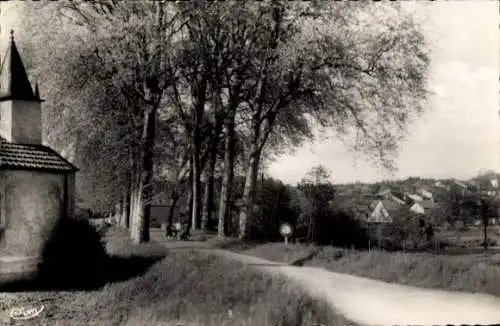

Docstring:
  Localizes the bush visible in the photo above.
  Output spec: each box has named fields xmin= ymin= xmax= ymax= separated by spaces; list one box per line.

xmin=377 ymin=209 xmax=430 ymax=250
xmin=250 ymin=178 xmax=299 ymax=242
xmin=314 ymin=207 xmax=370 ymax=248
xmin=37 ymin=217 xmax=109 ymax=289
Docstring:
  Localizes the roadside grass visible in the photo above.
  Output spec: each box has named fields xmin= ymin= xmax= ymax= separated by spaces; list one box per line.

xmin=209 ymin=237 xmax=260 ymax=252
xmin=239 ymin=242 xmax=500 ymax=297
xmin=0 ymin=227 xmax=356 ymax=326
xmin=104 ymin=226 xmax=169 ymax=258
xmin=105 ymin=250 xmax=354 ymax=326
xmin=239 ymin=242 xmax=319 ymax=264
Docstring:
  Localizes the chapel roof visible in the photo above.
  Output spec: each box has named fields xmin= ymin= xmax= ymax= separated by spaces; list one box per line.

xmin=0 ymin=138 xmax=77 ymax=172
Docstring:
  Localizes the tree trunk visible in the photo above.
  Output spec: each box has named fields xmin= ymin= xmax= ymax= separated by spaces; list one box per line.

xmin=201 ymin=167 xmax=214 ymax=231
xmin=124 ymin=179 xmax=131 ymax=229
xmin=238 ymin=101 xmax=264 ymax=240
xmin=130 ymin=1 xmax=165 ymax=243
xmin=126 ymin=143 xmax=138 ymax=233
xmin=181 ymin=164 xmax=194 ymax=239
xmin=218 ymin=115 xmax=235 ymax=238
xmin=128 ymin=177 xmax=135 ymax=234
xmin=130 ymin=184 xmax=142 ymax=241
xmin=131 ymin=106 xmax=156 ymax=244
xmin=165 ymin=196 xmax=178 ymax=236
xmin=191 ymin=146 xmax=202 ymax=231
xmin=239 ymin=146 xmax=261 ymax=240
xmin=131 ymin=176 xmax=149 ymax=243
xmin=226 ymin=208 xmax=233 ymax=236
xmin=119 ymin=196 xmax=126 ymax=227
xmin=201 ymin=120 xmax=221 ymax=231
xmin=190 ymin=78 xmax=206 ymax=232
xmin=165 ymin=183 xmax=188 ymax=237
xmin=114 ymin=200 xmax=122 ymax=225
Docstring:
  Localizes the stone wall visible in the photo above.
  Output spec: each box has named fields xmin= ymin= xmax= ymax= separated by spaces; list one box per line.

xmin=0 ymin=169 xmax=65 ymax=256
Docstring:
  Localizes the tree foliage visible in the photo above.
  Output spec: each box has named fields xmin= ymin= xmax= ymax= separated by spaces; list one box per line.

xmin=17 ymin=1 xmax=430 ymax=242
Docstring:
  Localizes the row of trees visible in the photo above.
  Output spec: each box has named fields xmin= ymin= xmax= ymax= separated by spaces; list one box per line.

xmin=18 ymin=1 xmax=429 ymax=243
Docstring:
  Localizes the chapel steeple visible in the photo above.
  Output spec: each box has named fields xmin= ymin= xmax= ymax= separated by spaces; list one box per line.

xmin=0 ymin=30 xmax=43 ymax=144
xmin=0 ymin=30 xmax=38 ymax=102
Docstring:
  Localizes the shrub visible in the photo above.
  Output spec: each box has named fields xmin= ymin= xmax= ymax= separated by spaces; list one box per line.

xmin=250 ymin=178 xmax=299 ymax=242
xmin=37 ymin=217 xmax=109 ymax=289
xmin=378 ymin=209 xmax=430 ymax=250
xmin=314 ymin=207 xmax=370 ymax=248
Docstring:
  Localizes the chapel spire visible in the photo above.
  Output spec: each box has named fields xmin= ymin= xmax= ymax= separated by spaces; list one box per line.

xmin=0 ymin=29 xmax=38 ymax=102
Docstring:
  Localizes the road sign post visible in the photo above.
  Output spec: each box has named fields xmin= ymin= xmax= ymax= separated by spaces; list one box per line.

xmin=279 ymin=223 xmax=293 ymax=247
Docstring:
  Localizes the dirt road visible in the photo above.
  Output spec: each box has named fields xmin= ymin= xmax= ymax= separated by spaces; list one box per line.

xmin=151 ymin=231 xmax=500 ymax=326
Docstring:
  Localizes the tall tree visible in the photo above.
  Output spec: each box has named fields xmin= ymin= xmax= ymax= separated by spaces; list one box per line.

xmin=298 ymin=165 xmax=336 ymax=241
xmin=236 ymin=2 xmax=430 ymax=239
xmin=22 ymin=1 xmax=183 ymax=243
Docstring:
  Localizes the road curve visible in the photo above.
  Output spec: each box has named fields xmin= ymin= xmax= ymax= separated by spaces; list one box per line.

xmin=214 ymin=249 xmax=500 ymax=325
xmin=151 ymin=232 xmax=500 ymax=326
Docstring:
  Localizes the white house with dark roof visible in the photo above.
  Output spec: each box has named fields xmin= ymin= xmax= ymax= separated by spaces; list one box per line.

xmin=0 ymin=31 xmax=77 ymax=280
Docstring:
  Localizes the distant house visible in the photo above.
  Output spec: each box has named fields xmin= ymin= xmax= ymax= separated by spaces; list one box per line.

xmin=407 ymin=194 xmax=423 ymax=202
xmin=389 ymin=194 xmax=406 ymax=205
xmin=369 ymin=200 xmax=401 ymax=223
xmin=452 ymin=180 xmax=469 ymax=196
xmin=338 ymin=196 xmax=399 ymax=224
xmin=409 ymin=203 xmax=425 ymax=215
xmin=375 ymin=188 xmax=392 ymax=199
xmin=409 ymin=200 xmax=436 ymax=215
xmin=417 ymin=188 xmax=433 ymax=201
xmin=375 ymin=188 xmax=406 ymax=204
xmin=479 ymin=180 xmax=498 ymax=196
xmin=434 ymin=181 xmax=450 ymax=190
xmin=454 ymin=180 xmax=469 ymax=189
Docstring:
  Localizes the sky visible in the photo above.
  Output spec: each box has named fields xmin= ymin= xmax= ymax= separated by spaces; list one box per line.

xmin=267 ymin=1 xmax=499 ymax=185
xmin=0 ymin=1 xmax=498 ymax=185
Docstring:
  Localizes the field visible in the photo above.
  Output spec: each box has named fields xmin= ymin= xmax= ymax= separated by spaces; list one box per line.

xmin=227 ymin=241 xmax=500 ymax=297
xmin=0 ymin=227 xmax=355 ymax=326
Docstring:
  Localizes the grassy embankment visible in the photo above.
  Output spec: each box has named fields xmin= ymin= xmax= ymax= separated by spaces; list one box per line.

xmin=0 ymin=227 xmax=356 ymax=326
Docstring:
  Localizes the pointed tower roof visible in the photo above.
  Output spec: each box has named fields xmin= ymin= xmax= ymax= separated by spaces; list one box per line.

xmin=0 ymin=30 xmax=38 ymax=102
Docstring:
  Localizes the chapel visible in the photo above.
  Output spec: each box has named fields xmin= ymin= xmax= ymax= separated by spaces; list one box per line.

xmin=0 ymin=30 xmax=77 ymax=274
